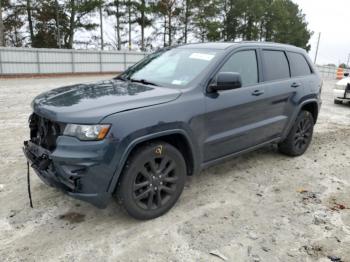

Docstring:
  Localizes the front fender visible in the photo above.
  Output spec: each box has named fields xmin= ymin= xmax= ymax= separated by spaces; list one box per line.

xmin=106 ymin=127 xmax=200 ymax=194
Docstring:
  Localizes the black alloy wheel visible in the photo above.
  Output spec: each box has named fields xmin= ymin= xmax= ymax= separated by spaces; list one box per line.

xmin=117 ymin=142 xmax=186 ymax=220
xmin=293 ymin=116 xmax=313 ymax=151
xmin=279 ymin=110 xmax=315 ymax=156
xmin=133 ymin=155 xmax=178 ymax=210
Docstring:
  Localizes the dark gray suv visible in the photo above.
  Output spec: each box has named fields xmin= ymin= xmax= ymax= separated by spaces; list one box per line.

xmin=23 ymin=42 xmax=322 ymax=219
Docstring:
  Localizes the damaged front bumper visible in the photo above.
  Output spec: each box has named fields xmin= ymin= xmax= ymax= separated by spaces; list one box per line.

xmin=23 ymin=137 xmax=114 ymax=208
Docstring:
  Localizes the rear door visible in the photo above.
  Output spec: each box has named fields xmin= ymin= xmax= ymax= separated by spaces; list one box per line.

xmin=287 ymin=51 xmax=317 ymax=94
xmin=203 ymin=49 xmax=273 ymax=162
xmin=258 ymin=49 xmax=296 ymax=137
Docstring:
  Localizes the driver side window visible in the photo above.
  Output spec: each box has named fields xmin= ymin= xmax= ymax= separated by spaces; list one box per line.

xmin=219 ymin=50 xmax=258 ymax=86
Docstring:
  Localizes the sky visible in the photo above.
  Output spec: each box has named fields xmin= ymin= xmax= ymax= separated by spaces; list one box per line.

xmin=292 ymin=0 xmax=350 ymax=65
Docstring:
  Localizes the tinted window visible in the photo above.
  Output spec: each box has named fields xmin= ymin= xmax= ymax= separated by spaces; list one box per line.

xmin=288 ymin=52 xmax=312 ymax=77
xmin=219 ymin=50 xmax=258 ymax=86
xmin=262 ymin=50 xmax=290 ymax=81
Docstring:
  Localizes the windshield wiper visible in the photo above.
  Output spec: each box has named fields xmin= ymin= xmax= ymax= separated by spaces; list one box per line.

xmin=115 ymin=75 xmax=127 ymax=81
xmin=129 ymin=78 xmax=159 ymax=86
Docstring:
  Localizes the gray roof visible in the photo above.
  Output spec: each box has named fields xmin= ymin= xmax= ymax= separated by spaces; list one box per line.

xmin=179 ymin=41 xmax=305 ymax=52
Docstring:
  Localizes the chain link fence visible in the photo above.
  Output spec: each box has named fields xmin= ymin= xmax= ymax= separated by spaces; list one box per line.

xmin=315 ymin=65 xmax=350 ymax=80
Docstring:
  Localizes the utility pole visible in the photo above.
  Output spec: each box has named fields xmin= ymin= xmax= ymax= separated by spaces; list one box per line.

xmin=0 ymin=0 xmax=4 ymax=47
xmin=55 ymin=0 xmax=61 ymax=48
xmin=314 ymin=32 xmax=321 ymax=64
xmin=141 ymin=0 xmax=145 ymax=51
xmin=99 ymin=0 xmax=104 ymax=50
xmin=128 ymin=0 xmax=132 ymax=51
xmin=26 ymin=0 xmax=34 ymax=45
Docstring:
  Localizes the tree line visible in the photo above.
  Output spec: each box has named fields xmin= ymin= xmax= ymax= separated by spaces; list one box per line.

xmin=0 ymin=0 xmax=312 ymax=51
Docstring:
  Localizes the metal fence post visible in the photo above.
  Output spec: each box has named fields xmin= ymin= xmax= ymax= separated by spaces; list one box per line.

xmin=100 ymin=51 xmax=103 ymax=73
xmin=0 ymin=48 xmax=3 ymax=74
xmin=36 ymin=49 xmax=41 ymax=74
xmin=71 ymin=50 xmax=75 ymax=73
xmin=123 ymin=52 xmax=127 ymax=71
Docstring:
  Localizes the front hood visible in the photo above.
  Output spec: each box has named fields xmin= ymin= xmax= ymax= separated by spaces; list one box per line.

xmin=336 ymin=77 xmax=350 ymax=86
xmin=32 ymin=79 xmax=182 ymax=123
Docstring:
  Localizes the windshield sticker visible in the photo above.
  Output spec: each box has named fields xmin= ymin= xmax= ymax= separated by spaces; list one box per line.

xmin=172 ymin=80 xmax=183 ymax=85
xmin=189 ymin=53 xmax=215 ymax=61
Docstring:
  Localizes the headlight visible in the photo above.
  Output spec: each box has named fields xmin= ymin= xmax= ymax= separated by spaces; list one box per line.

xmin=64 ymin=124 xmax=111 ymax=141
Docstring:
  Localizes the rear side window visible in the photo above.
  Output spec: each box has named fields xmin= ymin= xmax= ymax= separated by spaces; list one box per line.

xmin=262 ymin=50 xmax=290 ymax=81
xmin=288 ymin=52 xmax=312 ymax=77
xmin=219 ymin=50 xmax=258 ymax=86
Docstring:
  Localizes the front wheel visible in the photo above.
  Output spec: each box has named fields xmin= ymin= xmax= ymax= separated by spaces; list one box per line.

xmin=116 ymin=141 xmax=186 ymax=220
xmin=279 ymin=110 xmax=314 ymax=156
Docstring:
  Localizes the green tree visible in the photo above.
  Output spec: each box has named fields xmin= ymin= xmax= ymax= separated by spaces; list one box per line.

xmin=270 ymin=0 xmax=312 ymax=50
xmin=182 ymin=0 xmax=192 ymax=43
xmin=0 ymin=0 xmax=5 ymax=46
xmin=3 ymin=0 xmax=25 ymax=47
xmin=155 ymin=0 xmax=181 ymax=46
xmin=192 ymin=0 xmax=221 ymax=42
xmin=63 ymin=0 xmax=100 ymax=48
xmin=134 ymin=0 xmax=152 ymax=50
xmin=106 ymin=0 xmax=127 ymax=50
xmin=31 ymin=0 xmax=64 ymax=48
xmin=224 ymin=0 xmax=312 ymax=50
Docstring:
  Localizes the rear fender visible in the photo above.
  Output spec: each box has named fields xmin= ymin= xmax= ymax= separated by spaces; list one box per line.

xmin=281 ymin=98 xmax=319 ymax=140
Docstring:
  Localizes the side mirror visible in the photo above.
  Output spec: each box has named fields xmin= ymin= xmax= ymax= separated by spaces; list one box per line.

xmin=344 ymin=72 xmax=349 ymax=77
xmin=208 ymin=72 xmax=242 ymax=92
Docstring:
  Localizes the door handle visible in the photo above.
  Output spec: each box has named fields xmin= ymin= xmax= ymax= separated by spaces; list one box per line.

xmin=291 ymin=82 xmax=301 ymax=88
xmin=252 ymin=90 xmax=264 ymax=96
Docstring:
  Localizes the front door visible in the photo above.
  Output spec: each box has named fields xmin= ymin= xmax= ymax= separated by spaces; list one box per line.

xmin=203 ymin=49 xmax=274 ymax=162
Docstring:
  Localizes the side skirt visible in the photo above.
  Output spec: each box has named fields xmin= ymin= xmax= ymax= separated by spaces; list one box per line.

xmin=200 ymin=137 xmax=281 ymax=170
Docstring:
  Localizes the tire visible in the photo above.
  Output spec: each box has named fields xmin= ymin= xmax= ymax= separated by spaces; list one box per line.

xmin=116 ymin=141 xmax=187 ymax=220
xmin=279 ymin=110 xmax=314 ymax=156
xmin=334 ymin=99 xmax=342 ymax=105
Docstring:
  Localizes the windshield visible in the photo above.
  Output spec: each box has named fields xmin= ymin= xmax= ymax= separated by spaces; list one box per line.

xmin=120 ymin=48 xmax=220 ymax=87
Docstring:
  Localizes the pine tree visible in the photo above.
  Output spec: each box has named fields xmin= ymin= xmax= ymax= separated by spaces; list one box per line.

xmin=0 ymin=0 xmax=312 ymax=51
xmin=106 ymin=0 xmax=127 ymax=50
xmin=192 ymin=0 xmax=221 ymax=42
xmin=3 ymin=0 xmax=25 ymax=47
xmin=64 ymin=0 xmax=100 ymax=48
xmin=0 ymin=0 xmax=4 ymax=46
xmin=134 ymin=0 xmax=152 ymax=50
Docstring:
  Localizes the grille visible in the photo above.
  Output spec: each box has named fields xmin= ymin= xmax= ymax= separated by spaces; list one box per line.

xmin=29 ymin=113 xmax=65 ymax=151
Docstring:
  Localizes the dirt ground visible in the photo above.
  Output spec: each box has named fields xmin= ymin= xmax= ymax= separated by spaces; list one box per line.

xmin=0 ymin=76 xmax=350 ymax=262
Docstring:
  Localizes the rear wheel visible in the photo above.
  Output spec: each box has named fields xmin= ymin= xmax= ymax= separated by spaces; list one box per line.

xmin=279 ymin=110 xmax=314 ymax=156
xmin=117 ymin=141 xmax=186 ymax=220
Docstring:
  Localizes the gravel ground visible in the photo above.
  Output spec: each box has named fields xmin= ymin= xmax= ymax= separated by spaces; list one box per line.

xmin=0 ymin=76 xmax=350 ymax=262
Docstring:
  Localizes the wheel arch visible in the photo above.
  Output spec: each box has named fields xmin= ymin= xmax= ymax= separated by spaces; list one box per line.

xmin=300 ymin=101 xmax=319 ymax=123
xmin=281 ymin=99 xmax=320 ymax=140
xmin=107 ymin=129 xmax=199 ymax=194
